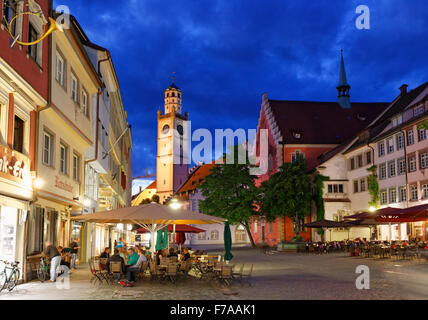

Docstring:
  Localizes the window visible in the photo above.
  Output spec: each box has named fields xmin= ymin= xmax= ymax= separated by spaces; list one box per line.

xmin=408 ymin=156 xmax=417 ymax=172
xmin=268 ymin=222 xmax=273 ymax=233
xmin=43 ymin=131 xmax=54 ymax=166
xmin=82 ymin=89 xmax=89 ymax=118
xmin=418 ymin=128 xmax=426 ymax=141
xmin=407 ymin=130 xmax=414 ymax=145
xmin=291 ymin=150 xmax=304 ymax=163
xmin=353 ymin=180 xmax=359 ymax=193
xmin=13 ymin=115 xmax=24 ymax=153
xmin=378 ymin=141 xmax=385 ymax=157
xmin=350 ymin=158 xmax=355 ymax=170
xmin=55 ymin=51 xmax=66 ymax=87
xmin=386 ymin=138 xmax=394 ymax=154
xmin=366 ymin=151 xmax=372 ymax=165
xmin=391 ymin=115 xmax=402 ymax=127
xmin=421 ymin=152 xmax=428 ymax=169
xmin=389 ymin=188 xmax=396 ymax=204
xmin=410 ymin=185 xmax=418 ymax=201
xmin=71 ymin=73 xmax=79 ymax=103
xmin=414 ymin=105 xmax=424 ymax=116
xmin=3 ymin=0 xmax=17 ymax=36
xmin=397 ymin=158 xmax=406 ymax=175
xmin=399 ymin=186 xmax=407 ymax=202
xmin=28 ymin=23 xmax=39 ymax=62
xmin=357 ymin=154 xmax=363 ymax=168
xmin=197 ymin=232 xmax=206 ymax=240
xmin=327 ymin=184 xmax=344 ymax=193
xmin=253 ymin=221 xmax=258 ymax=233
xmin=72 ymin=153 xmax=80 ymax=181
xmin=378 ymin=163 xmax=386 ymax=180
xmin=380 ymin=190 xmax=387 ymax=205
xmin=423 ymin=184 xmax=428 ymax=199
xmin=396 ymin=133 xmax=404 ymax=150
xmin=388 ymin=161 xmax=396 ymax=178
xmin=60 ymin=143 xmax=68 ymax=174
xmin=358 ymin=178 xmax=365 ymax=192
xmin=211 ymin=230 xmax=219 ymax=240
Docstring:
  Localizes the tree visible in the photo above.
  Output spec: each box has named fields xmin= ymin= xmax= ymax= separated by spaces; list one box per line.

xmin=260 ymin=155 xmax=311 ymax=241
xmin=199 ymin=145 xmax=258 ymax=247
xmin=151 ymin=194 xmax=160 ymax=203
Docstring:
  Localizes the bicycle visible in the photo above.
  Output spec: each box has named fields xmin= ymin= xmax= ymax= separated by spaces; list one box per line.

xmin=37 ymin=257 xmax=50 ymax=282
xmin=0 ymin=260 xmax=20 ymax=292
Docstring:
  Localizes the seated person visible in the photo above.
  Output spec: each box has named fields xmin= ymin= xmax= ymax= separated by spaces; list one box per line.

xmin=106 ymin=249 xmax=125 ymax=281
xmin=123 ymin=248 xmax=147 ymax=285
xmin=100 ymin=247 xmax=111 ymax=259
xmin=181 ymin=248 xmax=191 ymax=261
xmin=126 ymin=247 xmax=140 ymax=266
xmin=167 ymin=247 xmax=178 ymax=258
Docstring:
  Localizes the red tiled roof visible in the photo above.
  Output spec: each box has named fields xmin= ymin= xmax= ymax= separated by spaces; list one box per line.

xmin=177 ymin=163 xmax=216 ymax=194
xmin=146 ymin=180 xmax=156 ymax=189
xmin=268 ymin=100 xmax=389 ymax=145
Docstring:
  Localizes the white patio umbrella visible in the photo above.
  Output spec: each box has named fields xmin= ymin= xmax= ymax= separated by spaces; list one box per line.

xmin=71 ymin=203 xmax=224 ymax=257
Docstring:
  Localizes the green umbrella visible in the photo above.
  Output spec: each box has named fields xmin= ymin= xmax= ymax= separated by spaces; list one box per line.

xmin=224 ymin=221 xmax=233 ymax=261
xmin=156 ymin=228 xmax=163 ymax=251
xmin=162 ymin=226 xmax=169 ymax=249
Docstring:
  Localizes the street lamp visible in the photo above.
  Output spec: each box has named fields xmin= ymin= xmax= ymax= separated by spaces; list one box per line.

xmin=34 ymin=178 xmax=44 ymax=189
xmin=369 ymin=206 xmax=376 ymax=213
xmin=83 ymin=198 xmax=91 ymax=207
xmin=169 ymin=198 xmax=181 ymax=210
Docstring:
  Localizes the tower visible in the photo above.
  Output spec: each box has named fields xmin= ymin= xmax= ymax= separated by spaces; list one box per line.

xmin=337 ymin=50 xmax=351 ymax=109
xmin=156 ymin=75 xmax=189 ymax=203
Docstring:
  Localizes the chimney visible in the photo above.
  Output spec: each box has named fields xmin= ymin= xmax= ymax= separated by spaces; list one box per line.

xmin=399 ymin=84 xmax=408 ymax=96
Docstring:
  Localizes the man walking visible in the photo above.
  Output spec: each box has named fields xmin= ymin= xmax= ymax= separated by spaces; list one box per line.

xmin=43 ymin=241 xmax=61 ymax=282
xmin=70 ymin=238 xmax=80 ymax=270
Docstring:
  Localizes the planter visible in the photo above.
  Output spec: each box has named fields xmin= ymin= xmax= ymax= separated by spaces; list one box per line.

xmin=277 ymin=242 xmax=306 ymax=253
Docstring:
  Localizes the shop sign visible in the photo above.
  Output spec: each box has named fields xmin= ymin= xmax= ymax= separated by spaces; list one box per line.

xmin=0 ymin=145 xmax=30 ymax=183
xmin=55 ymin=176 xmax=73 ymax=193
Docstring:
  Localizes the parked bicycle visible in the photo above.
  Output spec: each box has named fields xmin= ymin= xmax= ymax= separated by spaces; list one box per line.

xmin=37 ymin=257 xmax=50 ymax=282
xmin=0 ymin=260 xmax=20 ymax=292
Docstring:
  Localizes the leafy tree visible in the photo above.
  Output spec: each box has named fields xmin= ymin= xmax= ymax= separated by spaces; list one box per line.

xmin=199 ymin=145 xmax=258 ymax=247
xmin=151 ymin=194 xmax=160 ymax=203
xmin=260 ymin=155 xmax=311 ymax=241
xmin=312 ymin=173 xmax=329 ymax=236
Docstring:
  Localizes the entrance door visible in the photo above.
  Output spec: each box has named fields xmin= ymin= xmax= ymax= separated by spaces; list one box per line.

xmin=0 ymin=207 xmax=18 ymax=261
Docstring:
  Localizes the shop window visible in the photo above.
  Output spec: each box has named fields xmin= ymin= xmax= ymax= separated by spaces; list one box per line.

xmin=26 ymin=207 xmax=44 ymax=255
xmin=13 ymin=115 xmax=24 ymax=153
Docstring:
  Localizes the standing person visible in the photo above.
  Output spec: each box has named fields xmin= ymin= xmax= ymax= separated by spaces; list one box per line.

xmin=70 ymin=238 xmax=80 ymax=270
xmin=116 ymin=237 xmax=124 ymax=250
xmin=43 ymin=241 xmax=61 ymax=282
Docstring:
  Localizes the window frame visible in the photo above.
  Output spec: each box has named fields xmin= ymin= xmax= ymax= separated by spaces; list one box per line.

xmin=72 ymin=152 xmax=81 ymax=182
xmin=70 ymin=71 xmax=79 ymax=104
xmin=42 ymin=130 xmax=54 ymax=167
xmin=59 ymin=142 xmax=69 ymax=175
xmin=55 ymin=50 xmax=66 ymax=88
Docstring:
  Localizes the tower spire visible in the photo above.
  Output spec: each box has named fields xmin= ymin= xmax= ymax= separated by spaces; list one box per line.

xmin=337 ymin=50 xmax=351 ymax=109
xmin=172 ymin=71 xmax=176 ymax=84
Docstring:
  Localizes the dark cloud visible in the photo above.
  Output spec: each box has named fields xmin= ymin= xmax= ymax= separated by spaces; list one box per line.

xmin=53 ymin=0 xmax=428 ymax=176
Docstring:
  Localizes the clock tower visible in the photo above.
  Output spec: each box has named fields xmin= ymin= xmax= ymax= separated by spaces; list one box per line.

xmin=156 ymin=77 xmax=189 ymax=203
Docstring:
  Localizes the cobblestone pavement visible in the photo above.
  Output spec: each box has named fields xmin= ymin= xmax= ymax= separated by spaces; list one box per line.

xmin=1 ymin=248 xmax=427 ymax=300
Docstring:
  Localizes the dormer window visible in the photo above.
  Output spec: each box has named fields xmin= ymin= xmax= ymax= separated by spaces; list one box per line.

xmin=414 ymin=105 xmax=424 ymax=117
xmin=293 ymin=132 xmax=301 ymax=139
xmin=391 ymin=114 xmax=402 ymax=127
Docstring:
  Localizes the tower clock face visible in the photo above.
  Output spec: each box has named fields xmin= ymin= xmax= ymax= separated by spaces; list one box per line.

xmin=162 ymin=124 xmax=170 ymax=134
xmin=177 ymin=125 xmax=184 ymax=135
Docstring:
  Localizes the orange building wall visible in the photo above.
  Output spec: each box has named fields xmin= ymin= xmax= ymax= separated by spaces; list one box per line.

xmin=284 ymin=146 xmax=334 ymax=171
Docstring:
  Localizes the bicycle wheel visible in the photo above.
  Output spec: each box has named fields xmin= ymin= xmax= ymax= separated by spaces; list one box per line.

xmin=0 ymin=272 xmax=6 ymax=292
xmin=37 ymin=266 xmax=46 ymax=282
xmin=6 ymin=270 xmax=18 ymax=291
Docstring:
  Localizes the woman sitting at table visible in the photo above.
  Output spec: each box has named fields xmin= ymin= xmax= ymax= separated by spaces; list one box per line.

xmin=181 ymin=248 xmax=191 ymax=262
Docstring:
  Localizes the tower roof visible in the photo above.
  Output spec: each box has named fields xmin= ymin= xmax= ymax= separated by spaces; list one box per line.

xmin=338 ymin=50 xmax=350 ymax=88
xmin=166 ymin=83 xmax=181 ymax=91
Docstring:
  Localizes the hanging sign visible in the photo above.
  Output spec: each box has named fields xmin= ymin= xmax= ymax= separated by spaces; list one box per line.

xmin=0 ymin=145 xmax=30 ymax=183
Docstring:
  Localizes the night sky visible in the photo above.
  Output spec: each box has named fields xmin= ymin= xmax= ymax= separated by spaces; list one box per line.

xmin=53 ymin=0 xmax=427 ymax=189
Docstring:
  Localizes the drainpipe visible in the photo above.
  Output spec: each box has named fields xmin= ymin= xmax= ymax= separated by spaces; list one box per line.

xmin=367 ymin=142 xmax=375 ymax=240
xmin=400 ymin=129 xmax=408 ymax=241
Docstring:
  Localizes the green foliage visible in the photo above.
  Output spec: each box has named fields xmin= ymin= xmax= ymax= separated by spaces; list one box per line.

xmin=313 ymin=173 xmax=329 ymax=236
xmin=367 ymin=165 xmax=379 ymax=208
xmin=151 ymin=194 xmax=160 ymax=203
xmin=417 ymin=120 xmax=428 ymax=130
xmin=199 ymin=145 xmax=258 ymax=247
xmin=260 ymin=156 xmax=311 ymax=238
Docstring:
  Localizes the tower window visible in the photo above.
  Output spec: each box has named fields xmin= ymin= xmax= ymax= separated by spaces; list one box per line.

xmin=172 ymin=92 xmax=175 ymax=97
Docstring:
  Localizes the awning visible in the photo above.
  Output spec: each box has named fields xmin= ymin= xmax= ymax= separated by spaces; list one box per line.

xmin=302 ymin=219 xmax=356 ymax=228
xmin=375 ymin=203 xmax=428 ymax=222
xmin=136 ymin=224 xmax=205 ymax=234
